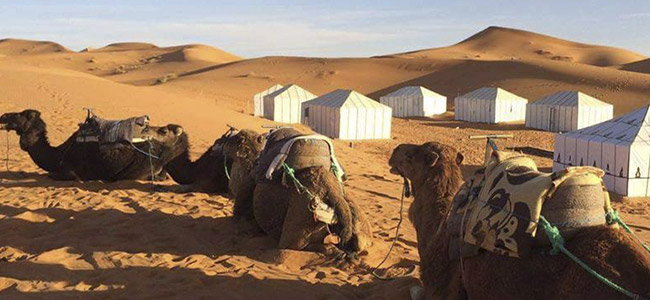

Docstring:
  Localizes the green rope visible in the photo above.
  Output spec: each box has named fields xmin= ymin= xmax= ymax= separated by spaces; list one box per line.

xmin=224 ymin=155 xmax=231 ymax=181
xmin=280 ymin=163 xmax=316 ymax=201
xmin=607 ymin=210 xmax=650 ymax=254
xmin=538 ymin=216 xmax=646 ymax=300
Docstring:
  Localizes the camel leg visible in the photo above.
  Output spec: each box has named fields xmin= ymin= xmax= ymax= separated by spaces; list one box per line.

xmin=278 ymin=195 xmax=328 ymax=251
xmin=233 ymin=175 xmax=257 ymax=220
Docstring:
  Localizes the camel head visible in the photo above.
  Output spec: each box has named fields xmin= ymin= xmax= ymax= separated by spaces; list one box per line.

xmin=143 ymin=124 xmax=189 ymax=159
xmin=0 ymin=109 xmax=47 ymax=150
xmin=221 ymin=129 xmax=266 ymax=163
xmin=389 ymin=142 xmax=464 ymax=184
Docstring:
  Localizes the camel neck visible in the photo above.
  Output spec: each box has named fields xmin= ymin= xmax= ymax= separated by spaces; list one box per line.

xmin=24 ymin=130 xmax=63 ymax=172
xmin=164 ymin=149 xmax=195 ymax=184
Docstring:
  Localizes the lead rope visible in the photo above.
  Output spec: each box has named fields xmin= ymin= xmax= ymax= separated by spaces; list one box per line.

xmin=224 ymin=154 xmax=231 ymax=180
xmin=371 ymin=177 xmax=415 ymax=280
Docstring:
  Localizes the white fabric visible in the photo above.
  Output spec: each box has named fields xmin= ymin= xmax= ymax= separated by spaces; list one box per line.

xmin=379 ymin=86 xmax=446 ymax=117
xmin=454 ymin=87 xmax=527 ymax=123
xmin=262 ymin=84 xmax=316 ymax=123
xmin=526 ymin=91 xmax=613 ymax=132
xmin=302 ymin=89 xmax=392 ymax=140
xmin=553 ymin=105 xmax=650 ymax=196
xmin=253 ymin=84 xmax=284 ymax=117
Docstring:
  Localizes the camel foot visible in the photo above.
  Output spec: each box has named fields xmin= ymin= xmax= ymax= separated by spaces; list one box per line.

xmin=409 ymin=285 xmax=423 ymax=300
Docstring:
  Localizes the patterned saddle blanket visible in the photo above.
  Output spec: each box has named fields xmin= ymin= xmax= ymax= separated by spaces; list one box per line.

xmin=447 ymin=151 xmax=610 ymax=259
xmin=76 ymin=114 xmax=150 ymax=144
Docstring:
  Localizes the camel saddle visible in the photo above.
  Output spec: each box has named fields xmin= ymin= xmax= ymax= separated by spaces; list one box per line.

xmin=76 ymin=112 xmax=150 ymax=144
xmin=447 ymin=151 xmax=611 ymax=259
xmin=255 ymin=128 xmax=345 ymax=184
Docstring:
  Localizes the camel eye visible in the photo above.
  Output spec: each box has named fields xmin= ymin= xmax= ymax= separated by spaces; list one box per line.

xmin=160 ymin=128 xmax=169 ymax=134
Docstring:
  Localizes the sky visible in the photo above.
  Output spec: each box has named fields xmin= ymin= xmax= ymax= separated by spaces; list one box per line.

xmin=1 ymin=0 xmax=650 ymax=58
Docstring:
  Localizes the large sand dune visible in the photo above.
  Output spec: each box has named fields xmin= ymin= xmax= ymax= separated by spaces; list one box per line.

xmin=0 ymin=27 xmax=649 ymax=299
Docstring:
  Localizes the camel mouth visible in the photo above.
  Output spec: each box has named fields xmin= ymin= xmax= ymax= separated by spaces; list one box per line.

xmin=389 ymin=166 xmax=401 ymax=175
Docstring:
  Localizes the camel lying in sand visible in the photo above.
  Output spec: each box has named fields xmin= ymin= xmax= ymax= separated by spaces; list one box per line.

xmin=388 ymin=142 xmax=650 ymax=300
xmin=0 ymin=109 xmax=186 ymax=181
xmin=159 ymin=125 xmax=234 ymax=193
xmin=222 ymin=128 xmax=371 ymax=257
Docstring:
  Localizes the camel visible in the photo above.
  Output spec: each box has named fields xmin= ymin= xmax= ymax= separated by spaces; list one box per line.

xmin=222 ymin=128 xmax=371 ymax=258
xmin=388 ymin=142 xmax=650 ymax=300
xmin=159 ymin=126 xmax=235 ymax=193
xmin=0 ymin=109 xmax=187 ymax=181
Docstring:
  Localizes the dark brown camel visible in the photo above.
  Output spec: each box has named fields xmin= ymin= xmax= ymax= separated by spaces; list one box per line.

xmin=156 ymin=126 xmax=234 ymax=193
xmin=388 ymin=142 xmax=650 ymax=300
xmin=0 ymin=109 xmax=187 ymax=181
xmin=222 ymin=128 xmax=371 ymax=257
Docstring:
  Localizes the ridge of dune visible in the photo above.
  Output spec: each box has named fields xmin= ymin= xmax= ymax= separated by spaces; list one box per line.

xmin=393 ymin=26 xmax=647 ymax=67
xmin=620 ymin=58 xmax=650 ymax=74
xmin=94 ymin=42 xmax=159 ymax=52
xmin=160 ymin=44 xmax=242 ymax=63
xmin=0 ymin=38 xmax=72 ymax=55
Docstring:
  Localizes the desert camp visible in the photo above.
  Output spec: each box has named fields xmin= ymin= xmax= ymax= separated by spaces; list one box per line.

xmin=1 ymin=2 xmax=650 ymax=300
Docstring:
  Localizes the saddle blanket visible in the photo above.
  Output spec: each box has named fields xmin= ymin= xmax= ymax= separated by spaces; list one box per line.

xmin=77 ymin=115 xmax=149 ymax=144
xmin=458 ymin=151 xmax=607 ymax=258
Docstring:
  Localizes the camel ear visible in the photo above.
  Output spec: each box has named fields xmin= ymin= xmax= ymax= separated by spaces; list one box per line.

xmin=26 ymin=110 xmax=40 ymax=120
xmin=424 ymin=150 xmax=440 ymax=168
xmin=172 ymin=126 xmax=183 ymax=136
xmin=456 ymin=152 xmax=464 ymax=166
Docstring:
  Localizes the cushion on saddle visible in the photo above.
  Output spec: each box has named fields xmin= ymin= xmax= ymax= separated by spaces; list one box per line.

xmin=453 ymin=151 xmax=609 ymax=258
xmin=255 ymin=128 xmax=345 ymax=183
xmin=77 ymin=115 xmax=149 ymax=144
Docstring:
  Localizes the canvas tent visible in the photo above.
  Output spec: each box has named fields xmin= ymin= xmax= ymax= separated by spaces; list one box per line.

xmin=553 ymin=105 xmax=650 ymax=197
xmin=263 ymin=84 xmax=316 ymax=123
xmin=253 ymin=84 xmax=284 ymax=117
xmin=454 ymin=87 xmax=528 ymax=123
xmin=379 ymin=86 xmax=447 ymax=117
xmin=302 ymin=89 xmax=392 ymax=140
xmin=526 ymin=91 xmax=613 ymax=132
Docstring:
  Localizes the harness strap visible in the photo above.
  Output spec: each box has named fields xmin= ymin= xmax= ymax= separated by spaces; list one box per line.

xmin=539 ymin=216 xmax=648 ymax=300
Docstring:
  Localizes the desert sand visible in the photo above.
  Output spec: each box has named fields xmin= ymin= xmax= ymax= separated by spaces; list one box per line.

xmin=0 ymin=26 xmax=649 ymax=299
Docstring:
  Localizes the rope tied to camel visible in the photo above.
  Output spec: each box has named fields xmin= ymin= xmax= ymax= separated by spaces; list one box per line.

xmin=607 ymin=210 xmax=650 ymax=254
xmin=370 ymin=176 xmax=415 ymax=280
xmin=538 ymin=215 xmax=648 ymax=300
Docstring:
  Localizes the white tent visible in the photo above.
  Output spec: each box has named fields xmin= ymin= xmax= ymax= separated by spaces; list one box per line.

xmin=263 ymin=84 xmax=316 ymax=124
xmin=379 ymin=86 xmax=447 ymax=117
xmin=253 ymin=84 xmax=284 ymax=117
xmin=454 ymin=87 xmax=528 ymax=123
xmin=302 ymin=89 xmax=392 ymax=140
xmin=553 ymin=105 xmax=650 ymax=197
xmin=526 ymin=91 xmax=613 ymax=132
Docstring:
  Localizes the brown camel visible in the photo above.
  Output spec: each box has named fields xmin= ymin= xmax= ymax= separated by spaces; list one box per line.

xmin=222 ymin=128 xmax=371 ymax=257
xmin=157 ymin=126 xmax=234 ymax=193
xmin=388 ymin=142 xmax=650 ymax=300
xmin=0 ymin=109 xmax=187 ymax=181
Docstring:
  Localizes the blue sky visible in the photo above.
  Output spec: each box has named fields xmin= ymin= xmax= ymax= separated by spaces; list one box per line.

xmin=1 ymin=0 xmax=649 ymax=58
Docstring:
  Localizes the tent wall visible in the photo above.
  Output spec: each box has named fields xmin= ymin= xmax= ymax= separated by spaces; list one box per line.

xmin=253 ymin=85 xmax=283 ymax=117
xmin=264 ymin=93 xmax=310 ymax=124
xmin=455 ymin=96 xmax=526 ymax=123
xmin=338 ymin=107 xmax=391 ymax=140
xmin=380 ymin=94 xmax=445 ymax=118
xmin=526 ymin=100 xmax=612 ymax=133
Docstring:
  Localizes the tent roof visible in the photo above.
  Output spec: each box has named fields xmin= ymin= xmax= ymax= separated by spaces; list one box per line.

xmin=265 ymin=83 xmax=316 ymax=100
xmin=254 ymin=84 xmax=284 ymax=98
xmin=564 ymin=105 xmax=650 ymax=143
xmin=304 ymin=89 xmax=390 ymax=109
xmin=381 ymin=86 xmax=445 ymax=98
xmin=457 ymin=87 xmax=527 ymax=102
xmin=531 ymin=91 xmax=612 ymax=107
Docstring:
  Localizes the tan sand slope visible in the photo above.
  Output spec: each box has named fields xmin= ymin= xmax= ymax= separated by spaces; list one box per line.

xmin=392 ymin=26 xmax=647 ymax=67
xmin=0 ymin=26 xmax=649 ymax=299
xmin=0 ymin=38 xmax=71 ymax=55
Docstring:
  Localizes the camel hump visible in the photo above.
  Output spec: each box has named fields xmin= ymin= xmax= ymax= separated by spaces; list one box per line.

xmin=256 ymin=129 xmax=342 ymax=183
xmin=77 ymin=114 xmax=150 ymax=144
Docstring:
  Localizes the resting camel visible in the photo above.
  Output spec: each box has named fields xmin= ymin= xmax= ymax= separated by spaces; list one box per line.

xmin=0 ymin=109 xmax=186 ymax=181
xmin=388 ymin=142 xmax=650 ymax=300
xmin=159 ymin=126 xmax=234 ymax=193
xmin=222 ymin=128 xmax=371 ymax=257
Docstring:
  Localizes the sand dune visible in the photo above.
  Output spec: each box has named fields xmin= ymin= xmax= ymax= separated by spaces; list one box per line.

xmin=0 ymin=38 xmax=71 ymax=55
xmin=0 ymin=27 xmax=649 ymax=299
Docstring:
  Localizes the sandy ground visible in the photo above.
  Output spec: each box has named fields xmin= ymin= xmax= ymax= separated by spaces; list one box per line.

xmin=0 ymin=27 xmax=649 ymax=299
